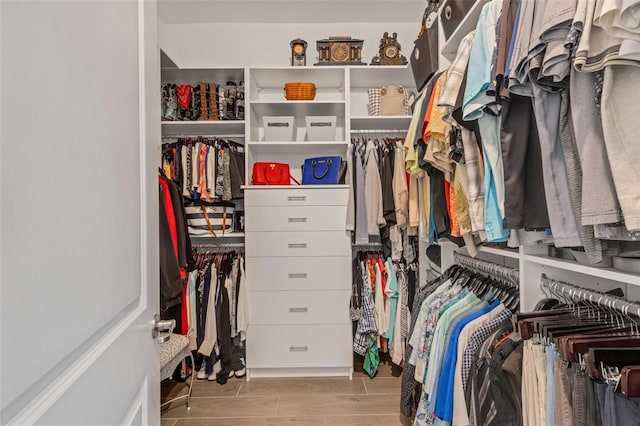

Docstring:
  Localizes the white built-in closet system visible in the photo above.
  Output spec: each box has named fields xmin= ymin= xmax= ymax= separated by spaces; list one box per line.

xmin=157 ymin=0 xmax=640 ymax=380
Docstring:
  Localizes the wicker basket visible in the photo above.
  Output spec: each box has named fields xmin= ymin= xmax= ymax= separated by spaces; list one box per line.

xmin=284 ymin=82 xmax=316 ymax=100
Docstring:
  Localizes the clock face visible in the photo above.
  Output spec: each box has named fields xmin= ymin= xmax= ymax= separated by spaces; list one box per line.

xmin=384 ymin=45 xmax=398 ymax=58
xmin=293 ymin=44 xmax=304 ymax=54
xmin=330 ymin=43 xmax=350 ymax=62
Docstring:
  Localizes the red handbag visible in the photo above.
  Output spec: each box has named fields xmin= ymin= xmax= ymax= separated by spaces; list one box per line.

xmin=251 ymin=162 xmax=300 ymax=185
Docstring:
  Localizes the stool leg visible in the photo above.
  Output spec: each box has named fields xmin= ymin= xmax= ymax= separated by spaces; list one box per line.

xmin=187 ymin=353 xmax=195 ymax=409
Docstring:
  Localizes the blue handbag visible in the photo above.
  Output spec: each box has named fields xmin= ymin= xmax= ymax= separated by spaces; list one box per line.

xmin=301 ymin=156 xmax=342 ymax=185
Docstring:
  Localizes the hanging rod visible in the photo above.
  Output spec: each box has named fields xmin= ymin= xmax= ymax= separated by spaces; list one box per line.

xmin=540 ymin=274 xmax=640 ymax=317
xmin=353 ymin=242 xmax=383 ymax=251
xmin=192 ymin=240 xmax=245 ymax=250
xmin=349 ymin=129 xmax=408 ymax=134
xmin=453 ymin=252 xmax=519 ymax=287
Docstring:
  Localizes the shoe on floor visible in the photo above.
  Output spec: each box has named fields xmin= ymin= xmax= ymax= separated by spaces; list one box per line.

xmin=196 ymin=365 xmax=208 ymax=380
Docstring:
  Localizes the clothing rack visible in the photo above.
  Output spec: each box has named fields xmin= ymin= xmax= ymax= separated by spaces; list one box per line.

xmin=453 ymin=252 xmax=519 ymax=288
xmin=541 ymin=274 xmax=640 ymax=317
xmin=192 ymin=242 xmax=245 ymax=252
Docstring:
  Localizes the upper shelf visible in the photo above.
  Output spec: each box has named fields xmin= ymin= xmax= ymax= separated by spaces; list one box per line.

xmin=350 ymin=115 xmax=412 ymax=130
xmin=250 ymin=101 xmax=345 ymax=117
xmin=349 ymin=65 xmax=416 ymax=89
xmin=524 ymin=254 xmax=640 ymax=286
xmin=161 ymin=120 xmax=245 ymax=137
xmin=440 ymin=0 xmax=490 ymax=61
xmin=247 ymin=141 xmax=348 ymax=155
xmin=161 ymin=68 xmax=245 ymax=85
xmin=249 ymin=67 xmax=346 ymax=90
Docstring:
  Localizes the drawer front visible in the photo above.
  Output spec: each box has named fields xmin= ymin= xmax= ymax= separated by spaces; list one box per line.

xmin=246 ymin=231 xmax=350 ymax=257
xmin=245 ymin=188 xmax=348 ymax=207
xmin=248 ymin=290 xmax=350 ymax=325
xmin=246 ymin=324 xmax=352 ymax=369
xmin=246 ymin=205 xmax=347 ymax=232
xmin=247 ymin=256 xmax=351 ymax=291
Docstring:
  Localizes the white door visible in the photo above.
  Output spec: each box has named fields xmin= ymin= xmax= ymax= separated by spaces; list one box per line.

xmin=0 ymin=0 xmax=161 ymax=424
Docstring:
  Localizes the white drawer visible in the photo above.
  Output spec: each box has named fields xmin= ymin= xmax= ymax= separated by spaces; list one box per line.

xmin=247 ymin=256 xmax=351 ymax=291
xmin=246 ymin=324 xmax=352 ymax=369
xmin=246 ymin=205 xmax=347 ymax=232
xmin=246 ymin=231 xmax=350 ymax=257
xmin=248 ymin=290 xmax=350 ymax=325
xmin=245 ymin=188 xmax=348 ymax=207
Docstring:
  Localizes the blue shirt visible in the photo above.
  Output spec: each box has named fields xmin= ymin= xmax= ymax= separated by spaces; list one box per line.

xmin=434 ymin=298 xmax=501 ymax=422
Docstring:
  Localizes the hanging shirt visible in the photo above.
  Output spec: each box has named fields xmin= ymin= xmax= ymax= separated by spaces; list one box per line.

xmin=354 ymin=145 xmax=370 ymax=244
xmin=346 ymin=143 xmax=356 ymax=231
xmin=364 ymin=141 xmax=386 ymax=236
xmin=385 ymin=259 xmax=399 ymax=347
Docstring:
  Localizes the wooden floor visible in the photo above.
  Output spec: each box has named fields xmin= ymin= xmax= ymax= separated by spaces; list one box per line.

xmin=161 ymin=359 xmax=412 ymax=425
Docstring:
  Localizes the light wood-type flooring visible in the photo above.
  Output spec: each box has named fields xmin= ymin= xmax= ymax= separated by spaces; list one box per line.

xmin=161 ymin=358 xmax=412 ymax=425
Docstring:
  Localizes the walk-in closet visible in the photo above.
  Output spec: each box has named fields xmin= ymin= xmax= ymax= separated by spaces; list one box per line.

xmin=3 ymin=0 xmax=640 ymax=425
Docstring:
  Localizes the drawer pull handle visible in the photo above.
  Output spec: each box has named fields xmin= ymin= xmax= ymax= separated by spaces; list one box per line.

xmin=288 ymin=307 xmax=308 ymax=313
xmin=288 ymin=243 xmax=307 ymax=249
xmin=289 ymin=345 xmax=309 ymax=352
xmin=287 ymin=196 xmax=307 ymax=202
xmin=288 ymin=273 xmax=308 ymax=279
xmin=288 ymin=217 xmax=308 ymax=223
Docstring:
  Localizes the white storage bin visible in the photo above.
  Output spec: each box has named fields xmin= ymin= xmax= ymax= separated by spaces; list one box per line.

xmin=263 ymin=116 xmax=294 ymax=141
xmin=305 ymin=116 xmax=336 ymax=141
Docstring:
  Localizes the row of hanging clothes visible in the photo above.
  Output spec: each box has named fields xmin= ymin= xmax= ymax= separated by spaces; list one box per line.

xmin=401 ymin=253 xmax=520 ymax=425
xmin=519 ymin=275 xmax=640 ymax=426
xmin=161 ymin=136 xmax=245 ymax=203
xmin=159 ymin=171 xmax=194 ymax=314
xmin=188 ymin=247 xmax=247 ymax=384
xmin=351 ymin=248 xmax=420 ymax=377
xmin=347 ymin=135 xmax=424 ymax=263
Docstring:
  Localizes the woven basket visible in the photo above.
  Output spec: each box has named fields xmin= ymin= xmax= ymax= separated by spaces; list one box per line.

xmin=284 ymin=82 xmax=316 ymax=100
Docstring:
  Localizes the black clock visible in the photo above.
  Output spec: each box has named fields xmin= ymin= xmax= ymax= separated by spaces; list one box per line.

xmin=315 ymin=36 xmax=365 ymax=66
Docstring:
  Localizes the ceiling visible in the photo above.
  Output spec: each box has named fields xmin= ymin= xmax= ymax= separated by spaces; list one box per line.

xmin=157 ymin=0 xmax=425 ymax=24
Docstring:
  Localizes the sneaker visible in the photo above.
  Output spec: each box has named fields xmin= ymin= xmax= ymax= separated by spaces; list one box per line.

xmin=234 ymin=357 xmax=246 ymax=378
xmin=196 ymin=365 xmax=208 ymax=380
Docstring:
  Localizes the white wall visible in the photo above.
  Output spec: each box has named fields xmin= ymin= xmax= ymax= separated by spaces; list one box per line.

xmin=160 ymin=22 xmax=419 ymax=68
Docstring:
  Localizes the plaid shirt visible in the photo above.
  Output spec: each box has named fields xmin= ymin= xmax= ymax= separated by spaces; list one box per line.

xmin=353 ymin=292 xmax=378 ymax=356
xmin=461 ymin=310 xmax=512 ymax=392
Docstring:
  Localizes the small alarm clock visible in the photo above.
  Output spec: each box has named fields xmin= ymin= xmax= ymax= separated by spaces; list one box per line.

xmin=290 ymin=38 xmax=307 ymax=67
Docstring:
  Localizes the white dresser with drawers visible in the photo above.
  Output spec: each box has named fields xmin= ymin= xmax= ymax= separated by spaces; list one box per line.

xmin=244 ymin=186 xmax=353 ymax=379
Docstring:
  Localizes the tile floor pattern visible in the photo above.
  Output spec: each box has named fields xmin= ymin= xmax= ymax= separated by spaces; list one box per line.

xmin=161 ymin=360 xmax=412 ymax=425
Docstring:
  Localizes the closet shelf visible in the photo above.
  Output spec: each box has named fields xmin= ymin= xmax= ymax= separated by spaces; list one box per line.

xmin=242 ymin=184 xmax=349 ymax=190
xmin=250 ymin=101 xmax=345 ymax=117
xmin=350 ymin=115 xmax=412 ymax=131
xmin=523 ymin=254 xmax=640 ymax=285
xmin=160 ymin=67 xmax=245 ymax=86
xmin=249 ymin=67 xmax=346 ymax=90
xmin=440 ymin=0 xmax=491 ymax=61
xmin=477 ymin=245 xmax=520 ymax=259
xmin=161 ymin=120 xmax=245 ymax=137
xmin=349 ymin=65 xmax=416 ymax=89
xmin=247 ymin=141 xmax=348 ymax=155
